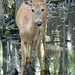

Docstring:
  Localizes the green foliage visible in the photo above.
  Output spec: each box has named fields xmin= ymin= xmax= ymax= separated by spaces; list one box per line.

xmin=8 ymin=1 xmax=14 ymax=9
xmin=3 ymin=1 xmax=8 ymax=5
xmin=45 ymin=35 xmax=50 ymax=41
xmin=9 ymin=11 xmax=14 ymax=17
xmin=1 ymin=25 xmax=3 ymax=29
xmin=8 ymin=3 xmax=12 ymax=9
xmin=8 ymin=1 xmax=15 ymax=19
xmin=6 ymin=26 xmax=9 ymax=29
xmin=12 ymin=1 xmax=15 ymax=6
xmin=11 ymin=26 xmax=14 ymax=29
xmin=5 ymin=25 xmax=14 ymax=29
xmin=4 ymin=31 xmax=10 ymax=36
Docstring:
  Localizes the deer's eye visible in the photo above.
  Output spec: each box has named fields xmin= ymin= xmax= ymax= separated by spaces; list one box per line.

xmin=32 ymin=9 xmax=35 ymax=12
xmin=41 ymin=9 xmax=44 ymax=12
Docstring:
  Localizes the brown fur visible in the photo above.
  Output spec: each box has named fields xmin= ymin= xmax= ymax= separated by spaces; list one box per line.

xmin=16 ymin=0 xmax=49 ymax=75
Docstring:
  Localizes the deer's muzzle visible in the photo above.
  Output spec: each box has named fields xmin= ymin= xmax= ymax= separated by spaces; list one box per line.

xmin=36 ymin=21 xmax=42 ymax=26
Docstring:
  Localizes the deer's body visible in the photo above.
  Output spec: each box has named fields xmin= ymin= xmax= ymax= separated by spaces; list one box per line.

xmin=17 ymin=2 xmax=43 ymax=43
xmin=16 ymin=0 xmax=48 ymax=75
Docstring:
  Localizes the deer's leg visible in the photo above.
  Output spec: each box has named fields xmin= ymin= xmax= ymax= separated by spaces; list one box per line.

xmin=21 ymin=40 xmax=27 ymax=75
xmin=27 ymin=43 xmax=33 ymax=63
xmin=42 ymin=35 xmax=47 ymax=59
xmin=37 ymin=32 xmax=45 ymax=75
xmin=42 ymin=5 xmax=47 ymax=59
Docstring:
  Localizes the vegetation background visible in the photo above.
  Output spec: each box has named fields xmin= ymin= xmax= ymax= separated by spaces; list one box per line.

xmin=0 ymin=0 xmax=75 ymax=75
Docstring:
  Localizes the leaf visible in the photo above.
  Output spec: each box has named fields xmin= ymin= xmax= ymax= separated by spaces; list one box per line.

xmin=8 ymin=4 xmax=12 ymax=9
xmin=4 ymin=31 xmax=10 ymax=36
xmin=9 ymin=11 xmax=14 ymax=17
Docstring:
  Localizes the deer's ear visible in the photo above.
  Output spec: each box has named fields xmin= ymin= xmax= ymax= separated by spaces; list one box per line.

xmin=24 ymin=0 xmax=32 ymax=5
xmin=42 ymin=0 xmax=50 ymax=5
xmin=46 ymin=0 xmax=50 ymax=3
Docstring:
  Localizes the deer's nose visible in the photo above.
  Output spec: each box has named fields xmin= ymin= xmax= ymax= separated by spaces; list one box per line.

xmin=36 ymin=21 xmax=42 ymax=26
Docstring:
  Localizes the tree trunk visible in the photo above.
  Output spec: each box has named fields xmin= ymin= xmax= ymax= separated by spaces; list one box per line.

xmin=2 ymin=41 xmax=7 ymax=75
xmin=0 ymin=0 xmax=4 ymax=26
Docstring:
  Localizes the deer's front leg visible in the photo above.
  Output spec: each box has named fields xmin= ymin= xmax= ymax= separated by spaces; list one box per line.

xmin=37 ymin=31 xmax=45 ymax=75
xmin=21 ymin=40 xmax=27 ymax=75
xmin=27 ymin=43 xmax=33 ymax=63
xmin=42 ymin=35 xmax=47 ymax=59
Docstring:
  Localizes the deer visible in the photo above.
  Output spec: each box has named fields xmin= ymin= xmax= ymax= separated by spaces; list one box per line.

xmin=16 ymin=0 xmax=49 ymax=75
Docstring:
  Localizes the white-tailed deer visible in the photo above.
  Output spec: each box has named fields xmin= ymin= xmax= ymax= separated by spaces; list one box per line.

xmin=16 ymin=0 xmax=49 ymax=75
